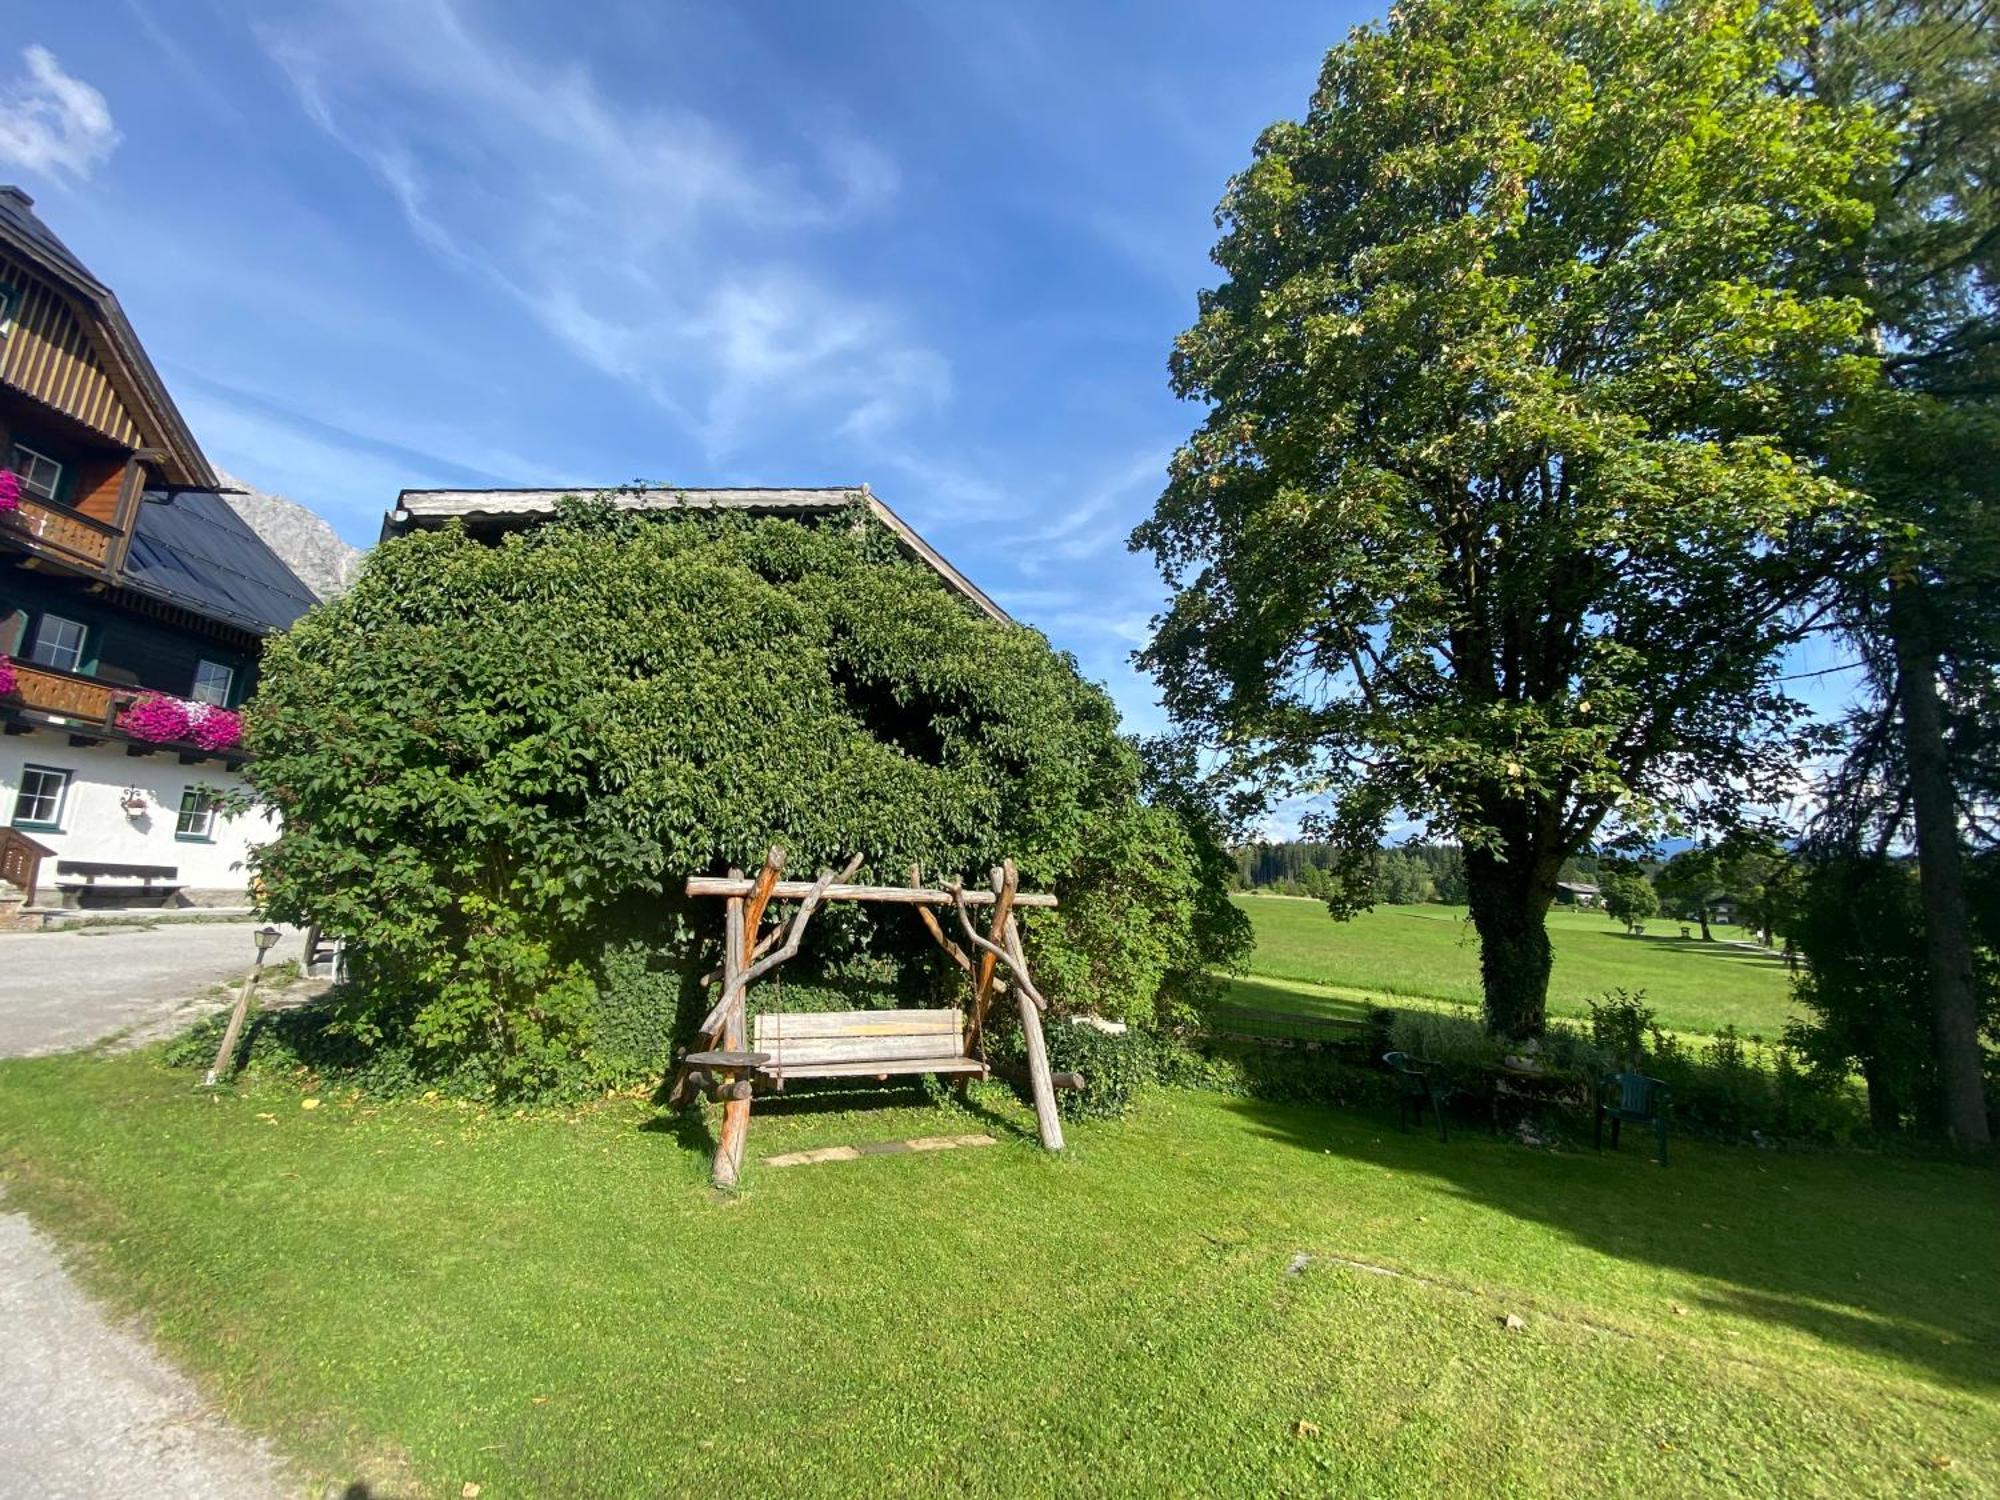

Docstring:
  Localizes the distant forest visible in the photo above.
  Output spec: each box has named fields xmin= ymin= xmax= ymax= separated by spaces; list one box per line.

xmin=1232 ymin=842 xmax=1603 ymax=906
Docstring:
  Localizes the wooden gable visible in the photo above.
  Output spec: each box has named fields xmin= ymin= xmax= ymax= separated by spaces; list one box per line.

xmin=0 ymin=251 xmax=143 ymax=448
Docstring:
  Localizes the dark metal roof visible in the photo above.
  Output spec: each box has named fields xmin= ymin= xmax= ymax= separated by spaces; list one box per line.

xmin=121 ymin=488 xmax=318 ymax=635
xmin=0 ymin=186 xmax=101 ymax=291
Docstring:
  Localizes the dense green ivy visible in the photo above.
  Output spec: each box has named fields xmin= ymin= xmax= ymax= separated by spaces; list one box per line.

xmin=247 ymin=500 xmax=1246 ymax=1097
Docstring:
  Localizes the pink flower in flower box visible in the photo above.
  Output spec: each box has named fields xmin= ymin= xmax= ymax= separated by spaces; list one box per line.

xmin=0 ymin=654 xmax=16 ymax=696
xmin=0 ymin=469 xmax=19 ymax=515
xmin=119 ymin=693 xmax=195 ymax=743
xmin=188 ymin=705 xmax=244 ymax=752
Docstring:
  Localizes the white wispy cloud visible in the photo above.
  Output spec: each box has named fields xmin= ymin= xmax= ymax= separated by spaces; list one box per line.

xmin=0 ymin=45 xmax=120 ymax=181
xmin=1012 ymin=447 xmax=1167 ymax=570
xmin=255 ymin=0 xmax=942 ymax=456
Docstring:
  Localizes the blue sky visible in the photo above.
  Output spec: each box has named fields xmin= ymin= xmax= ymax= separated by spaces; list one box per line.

xmin=1 ymin=0 xmax=1866 ymax=844
xmin=0 ymin=0 xmax=1374 ymax=738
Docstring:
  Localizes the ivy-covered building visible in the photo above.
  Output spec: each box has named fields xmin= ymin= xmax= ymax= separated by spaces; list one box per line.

xmin=0 ymin=186 xmax=316 ymax=914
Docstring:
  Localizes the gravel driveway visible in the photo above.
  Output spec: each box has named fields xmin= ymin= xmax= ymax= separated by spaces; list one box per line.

xmin=0 ymin=920 xmax=304 ymax=1056
xmin=1 ymin=919 xmax=302 ymax=1498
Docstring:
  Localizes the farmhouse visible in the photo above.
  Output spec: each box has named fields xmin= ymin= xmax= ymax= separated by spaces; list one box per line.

xmin=0 ymin=187 xmax=315 ymax=916
xmin=1554 ymin=880 xmax=1601 ymax=908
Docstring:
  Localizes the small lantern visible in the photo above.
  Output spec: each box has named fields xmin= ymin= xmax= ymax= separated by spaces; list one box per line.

xmin=253 ymin=924 xmax=282 ymax=961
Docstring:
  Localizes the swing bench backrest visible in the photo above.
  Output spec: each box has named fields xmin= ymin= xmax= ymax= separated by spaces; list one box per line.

xmin=750 ymin=1008 xmax=986 ymax=1081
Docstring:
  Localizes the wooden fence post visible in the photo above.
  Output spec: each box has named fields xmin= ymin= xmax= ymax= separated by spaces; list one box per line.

xmin=203 ymin=955 xmax=268 ymax=1088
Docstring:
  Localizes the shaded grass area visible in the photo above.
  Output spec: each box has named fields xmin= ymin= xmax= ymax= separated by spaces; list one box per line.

xmin=1235 ymin=896 xmax=1798 ymax=1036
xmin=2 ymin=1050 xmax=1995 ymax=1497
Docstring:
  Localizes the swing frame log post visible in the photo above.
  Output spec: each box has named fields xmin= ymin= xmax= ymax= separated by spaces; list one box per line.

xmin=713 ymin=872 xmax=751 ymax=1190
xmin=950 ymin=872 xmax=1064 ymax=1152
xmin=967 ymin=863 xmax=1016 ymax=1058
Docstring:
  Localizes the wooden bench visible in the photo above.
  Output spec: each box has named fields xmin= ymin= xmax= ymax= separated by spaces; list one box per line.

xmin=750 ymin=1008 xmax=988 ymax=1082
xmin=54 ymin=859 xmax=184 ymax=907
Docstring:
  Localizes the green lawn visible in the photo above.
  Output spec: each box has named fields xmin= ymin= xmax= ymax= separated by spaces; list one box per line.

xmin=1231 ymin=895 xmax=1798 ymax=1037
xmin=2 ymin=1050 xmax=1995 ymax=1496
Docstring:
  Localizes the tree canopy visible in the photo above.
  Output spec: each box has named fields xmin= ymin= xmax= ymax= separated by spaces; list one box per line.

xmin=248 ymin=501 xmax=1245 ymax=1096
xmin=1134 ymin=0 xmax=1885 ymax=1035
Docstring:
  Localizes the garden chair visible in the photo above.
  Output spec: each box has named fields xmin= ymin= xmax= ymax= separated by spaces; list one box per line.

xmin=1383 ymin=1051 xmax=1451 ymax=1142
xmin=1595 ymin=1072 xmax=1671 ymax=1166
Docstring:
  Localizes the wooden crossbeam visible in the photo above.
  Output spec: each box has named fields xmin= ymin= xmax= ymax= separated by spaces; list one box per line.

xmin=685 ymin=876 xmax=1056 ymax=908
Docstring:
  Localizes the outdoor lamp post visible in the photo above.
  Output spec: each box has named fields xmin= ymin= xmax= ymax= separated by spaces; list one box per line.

xmin=205 ymin=925 xmax=284 ymax=1087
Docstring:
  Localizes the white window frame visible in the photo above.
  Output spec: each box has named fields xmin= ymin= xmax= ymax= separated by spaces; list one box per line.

xmin=27 ymin=612 xmax=87 ymax=673
xmin=11 ymin=764 xmax=70 ymax=830
xmin=7 ymin=442 xmax=63 ymax=503
xmin=191 ymin=659 xmax=235 ymax=707
xmin=175 ymin=786 xmax=219 ymax=841
xmin=0 ymin=283 xmax=16 ymax=337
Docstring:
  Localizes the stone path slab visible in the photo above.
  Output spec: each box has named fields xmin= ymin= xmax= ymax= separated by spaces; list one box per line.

xmin=765 ymin=1132 xmax=998 ymax=1167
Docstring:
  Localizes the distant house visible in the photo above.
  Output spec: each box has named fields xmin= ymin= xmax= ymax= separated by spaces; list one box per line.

xmin=0 ymin=187 xmax=316 ymax=914
xmin=1555 ymin=880 xmax=1601 ymax=909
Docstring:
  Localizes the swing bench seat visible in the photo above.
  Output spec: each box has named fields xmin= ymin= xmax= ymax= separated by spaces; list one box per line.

xmin=750 ymin=1008 xmax=987 ymax=1082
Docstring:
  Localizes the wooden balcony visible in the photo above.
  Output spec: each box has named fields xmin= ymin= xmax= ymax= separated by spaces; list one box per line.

xmin=0 ymin=659 xmax=130 ymax=729
xmin=0 ymin=492 xmax=119 ymax=571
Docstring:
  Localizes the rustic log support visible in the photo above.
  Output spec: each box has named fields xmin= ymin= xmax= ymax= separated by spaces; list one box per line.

xmin=695 ymin=853 xmax=863 ymax=1043
xmin=949 ymin=879 xmax=1062 ymax=1151
xmin=910 ymin=862 xmax=975 ymax=975
xmin=968 ymin=862 xmax=1018 ymax=1053
xmin=1014 ymin=980 xmax=1065 ymax=1153
xmin=741 ymin=846 xmax=786 ymax=953
xmin=950 ymin=883 xmax=1048 ymax=1012
xmin=713 ymin=878 xmax=751 ymax=1191
xmin=989 ymin=1061 xmax=1084 ymax=1092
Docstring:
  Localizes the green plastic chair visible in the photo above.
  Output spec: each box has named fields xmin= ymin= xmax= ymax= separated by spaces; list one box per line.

xmin=1383 ymin=1051 xmax=1451 ymax=1142
xmin=1596 ymin=1072 xmax=1671 ymax=1166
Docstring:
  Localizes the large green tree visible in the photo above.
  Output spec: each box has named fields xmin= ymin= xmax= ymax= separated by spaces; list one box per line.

xmin=1805 ymin=0 xmax=1999 ymax=1143
xmin=1133 ymin=0 xmax=1883 ymax=1035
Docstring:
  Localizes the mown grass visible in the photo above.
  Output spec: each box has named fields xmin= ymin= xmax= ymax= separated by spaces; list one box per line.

xmin=1233 ymin=895 xmax=1798 ymax=1037
xmin=1 ymin=1049 xmax=1994 ymax=1497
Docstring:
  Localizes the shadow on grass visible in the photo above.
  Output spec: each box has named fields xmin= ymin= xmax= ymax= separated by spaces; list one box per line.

xmin=1610 ymin=934 xmax=1794 ymax=971
xmin=638 ymin=1076 xmax=1035 ymax=1160
xmin=1221 ymin=976 xmax=1391 ymax=1022
xmin=1221 ymin=1093 xmax=2000 ymax=1394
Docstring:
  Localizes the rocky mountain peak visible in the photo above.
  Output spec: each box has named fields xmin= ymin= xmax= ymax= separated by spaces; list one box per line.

xmin=214 ymin=470 xmax=365 ymax=602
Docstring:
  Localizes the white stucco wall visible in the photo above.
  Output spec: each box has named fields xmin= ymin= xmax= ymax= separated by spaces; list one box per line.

xmin=0 ymin=736 xmax=275 ymax=902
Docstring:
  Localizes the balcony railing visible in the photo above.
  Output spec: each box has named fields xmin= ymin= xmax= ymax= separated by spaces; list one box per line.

xmin=1 ymin=659 xmax=130 ymax=728
xmin=2 ymin=662 xmax=248 ymax=759
xmin=0 ymin=493 xmax=119 ymax=570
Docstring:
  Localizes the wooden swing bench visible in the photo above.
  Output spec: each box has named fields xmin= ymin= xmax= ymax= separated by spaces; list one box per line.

xmin=671 ymin=846 xmax=1066 ymax=1189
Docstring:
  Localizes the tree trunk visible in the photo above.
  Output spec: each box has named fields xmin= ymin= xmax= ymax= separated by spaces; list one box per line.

xmin=1860 ymin=1056 xmax=1902 ymax=1134
xmin=1891 ymin=593 xmax=1991 ymax=1147
xmin=1465 ymin=848 xmax=1556 ymax=1038
xmin=1697 ymin=907 xmax=1713 ymax=942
